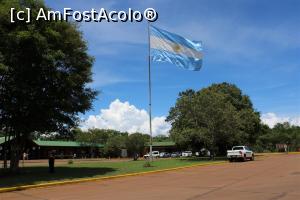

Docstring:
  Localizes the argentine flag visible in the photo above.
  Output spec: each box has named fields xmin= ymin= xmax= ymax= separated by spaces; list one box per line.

xmin=150 ymin=25 xmax=203 ymax=71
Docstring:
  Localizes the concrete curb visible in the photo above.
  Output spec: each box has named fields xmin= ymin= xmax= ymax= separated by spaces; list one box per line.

xmin=0 ymin=161 xmax=227 ymax=193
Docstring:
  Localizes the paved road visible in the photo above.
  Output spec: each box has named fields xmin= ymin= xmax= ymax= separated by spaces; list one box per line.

xmin=1 ymin=154 xmax=300 ymax=200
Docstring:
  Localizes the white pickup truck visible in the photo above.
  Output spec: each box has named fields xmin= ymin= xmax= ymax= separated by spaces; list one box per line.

xmin=227 ymin=146 xmax=254 ymax=162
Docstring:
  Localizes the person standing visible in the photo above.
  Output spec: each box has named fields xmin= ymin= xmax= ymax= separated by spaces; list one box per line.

xmin=48 ymin=151 xmax=55 ymax=173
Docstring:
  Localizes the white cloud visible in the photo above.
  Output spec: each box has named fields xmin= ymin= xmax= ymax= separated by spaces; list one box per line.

xmin=81 ymin=99 xmax=171 ymax=136
xmin=261 ymin=113 xmax=300 ymax=128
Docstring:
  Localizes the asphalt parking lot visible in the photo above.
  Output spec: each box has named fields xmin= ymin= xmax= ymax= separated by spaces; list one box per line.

xmin=1 ymin=154 xmax=300 ymax=200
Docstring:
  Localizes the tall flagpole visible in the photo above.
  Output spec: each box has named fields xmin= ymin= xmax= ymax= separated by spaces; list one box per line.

xmin=147 ymin=21 xmax=153 ymax=161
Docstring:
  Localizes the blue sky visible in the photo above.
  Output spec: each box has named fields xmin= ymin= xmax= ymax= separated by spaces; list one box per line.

xmin=45 ymin=0 xmax=300 ymax=133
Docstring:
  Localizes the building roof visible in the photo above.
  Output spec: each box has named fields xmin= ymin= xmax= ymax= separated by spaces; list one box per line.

xmin=0 ymin=137 xmax=174 ymax=148
xmin=0 ymin=137 xmax=6 ymax=145
xmin=0 ymin=137 xmax=15 ymax=145
xmin=33 ymin=140 xmax=103 ymax=148
xmin=0 ymin=137 xmax=103 ymax=148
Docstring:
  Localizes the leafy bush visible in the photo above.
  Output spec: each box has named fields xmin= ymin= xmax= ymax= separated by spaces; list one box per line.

xmin=143 ymin=161 xmax=152 ymax=168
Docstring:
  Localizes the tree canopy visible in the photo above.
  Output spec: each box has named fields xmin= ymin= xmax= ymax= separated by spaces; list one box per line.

xmin=104 ymin=135 xmax=127 ymax=158
xmin=75 ymin=129 xmax=149 ymax=159
xmin=0 ymin=0 xmax=96 ymax=171
xmin=126 ymin=133 xmax=148 ymax=160
xmin=256 ymin=122 xmax=300 ymax=152
xmin=166 ymin=82 xmax=261 ymax=155
xmin=153 ymin=134 xmax=170 ymax=142
xmin=75 ymin=129 xmax=124 ymax=146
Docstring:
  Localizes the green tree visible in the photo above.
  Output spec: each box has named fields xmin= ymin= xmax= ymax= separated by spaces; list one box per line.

xmin=75 ymin=129 xmax=126 ymax=145
xmin=290 ymin=126 xmax=300 ymax=151
xmin=270 ymin=122 xmax=300 ymax=151
xmin=245 ymin=122 xmax=300 ymax=152
xmin=0 ymin=0 xmax=96 ymax=171
xmin=206 ymin=83 xmax=261 ymax=145
xmin=253 ymin=124 xmax=271 ymax=152
xmin=126 ymin=133 xmax=147 ymax=160
xmin=167 ymin=83 xmax=261 ymax=155
xmin=153 ymin=135 xmax=171 ymax=142
xmin=75 ymin=129 xmax=128 ymax=158
xmin=104 ymin=135 xmax=127 ymax=158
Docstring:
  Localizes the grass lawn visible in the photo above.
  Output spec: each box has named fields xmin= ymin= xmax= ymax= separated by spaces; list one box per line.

xmin=0 ymin=157 xmax=225 ymax=188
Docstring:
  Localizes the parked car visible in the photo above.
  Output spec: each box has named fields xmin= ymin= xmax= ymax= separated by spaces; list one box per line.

xmin=171 ymin=152 xmax=181 ymax=158
xmin=195 ymin=148 xmax=211 ymax=157
xmin=144 ymin=151 xmax=160 ymax=159
xmin=227 ymin=146 xmax=254 ymax=162
xmin=159 ymin=152 xmax=170 ymax=158
xmin=181 ymin=151 xmax=193 ymax=157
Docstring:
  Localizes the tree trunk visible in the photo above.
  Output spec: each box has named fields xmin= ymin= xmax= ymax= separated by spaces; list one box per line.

xmin=9 ymin=140 xmax=22 ymax=173
xmin=133 ymin=153 xmax=138 ymax=161
xmin=3 ymin=134 xmax=8 ymax=169
xmin=90 ymin=147 xmax=94 ymax=158
xmin=3 ymin=153 xmax=7 ymax=169
xmin=3 ymin=129 xmax=13 ymax=169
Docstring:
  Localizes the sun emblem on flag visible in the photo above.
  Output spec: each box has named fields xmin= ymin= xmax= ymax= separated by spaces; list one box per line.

xmin=173 ymin=44 xmax=182 ymax=53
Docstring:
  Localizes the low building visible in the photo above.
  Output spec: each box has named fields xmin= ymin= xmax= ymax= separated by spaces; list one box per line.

xmin=1 ymin=137 xmax=178 ymax=159
xmin=0 ymin=137 xmax=103 ymax=159
xmin=32 ymin=140 xmax=104 ymax=159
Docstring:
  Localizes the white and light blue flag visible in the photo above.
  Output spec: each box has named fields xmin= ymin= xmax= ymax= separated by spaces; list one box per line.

xmin=150 ymin=25 xmax=203 ymax=71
